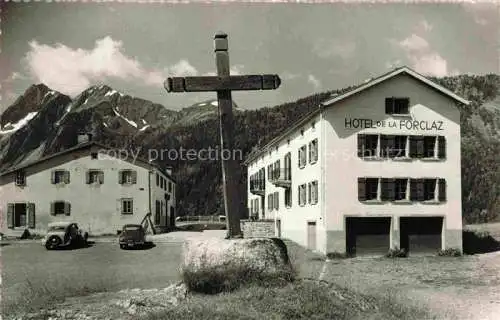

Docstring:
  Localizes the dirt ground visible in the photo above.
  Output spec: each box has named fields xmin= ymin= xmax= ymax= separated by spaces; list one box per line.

xmin=2 ymin=229 xmax=500 ymax=319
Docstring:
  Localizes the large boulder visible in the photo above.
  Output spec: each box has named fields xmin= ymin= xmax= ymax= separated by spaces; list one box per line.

xmin=181 ymin=237 xmax=295 ymax=293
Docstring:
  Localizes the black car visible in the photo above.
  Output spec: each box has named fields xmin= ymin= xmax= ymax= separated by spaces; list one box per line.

xmin=119 ymin=224 xmax=146 ymax=249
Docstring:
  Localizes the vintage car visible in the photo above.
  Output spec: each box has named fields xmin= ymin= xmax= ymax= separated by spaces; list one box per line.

xmin=119 ymin=224 xmax=146 ymax=249
xmin=43 ymin=222 xmax=88 ymax=250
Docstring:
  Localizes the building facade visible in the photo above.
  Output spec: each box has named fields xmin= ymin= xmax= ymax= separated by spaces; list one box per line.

xmin=245 ymin=67 xmax=468 ymax=256
xmin=0 ymin=140 xmax=176 ymax=236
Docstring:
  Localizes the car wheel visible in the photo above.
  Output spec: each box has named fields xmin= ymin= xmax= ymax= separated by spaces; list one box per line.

xmin=45 ymin=236 xmax=61 ymax=250
xmin=120 ymin=244 xmax=126 ymax=249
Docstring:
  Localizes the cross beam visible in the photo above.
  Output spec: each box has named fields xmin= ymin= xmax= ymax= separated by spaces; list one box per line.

xmin=165 ymin=75 xmax=281 ymax=92
xmin=164 ymin=32 xmax=281 ymax=239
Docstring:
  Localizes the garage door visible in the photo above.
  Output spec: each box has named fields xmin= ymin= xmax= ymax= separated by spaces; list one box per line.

xmin=400 ymin=217 xmax=443 ymax=255
xmin=346 ymin=217 xmax=391 ymax=256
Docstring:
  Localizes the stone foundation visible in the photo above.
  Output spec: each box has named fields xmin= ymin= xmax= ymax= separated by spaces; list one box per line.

xmin=241 ymin=219 xmax=275 ymax=238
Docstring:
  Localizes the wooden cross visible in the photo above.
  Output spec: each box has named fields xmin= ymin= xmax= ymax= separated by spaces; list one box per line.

xmin=164 ymin=32 xmax=281 ymax=238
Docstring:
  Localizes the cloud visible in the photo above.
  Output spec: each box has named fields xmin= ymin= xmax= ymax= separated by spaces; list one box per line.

xmin=281 ymin=72 xmax=300 ymax=81
xmin=307 ymin=75 xmax=321 ymax=90
xmin=202 ymin=64 xmax=245 ymax=76
xmin=23 ymin=36 xmax=198 ymax=96
xmin=394 ymin=31 xmax=458 ymax=77
xmin=313 ymin=39 xmax=356 ymax=59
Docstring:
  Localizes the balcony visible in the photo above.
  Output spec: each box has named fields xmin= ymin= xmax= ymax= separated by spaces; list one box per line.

xmin=250 ymin=179 xmax=266 ymax=196
xmin=270 ymin=169 xmax=292 ymax=188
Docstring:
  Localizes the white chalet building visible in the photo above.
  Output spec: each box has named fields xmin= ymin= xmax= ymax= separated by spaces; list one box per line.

xmin=245 ymin=66 xmax=468 ymax=256
xmin=0 ymin=136 xmax=176 ymax=236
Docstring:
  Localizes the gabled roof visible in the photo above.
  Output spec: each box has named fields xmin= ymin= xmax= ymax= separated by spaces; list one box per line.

xmin=0 ymin=141 xmax=176 ymax=182
xmin=321 ymin=66 xmax=469 ymax=107
xmin=244 ymin=66 xmax=469 ymax=165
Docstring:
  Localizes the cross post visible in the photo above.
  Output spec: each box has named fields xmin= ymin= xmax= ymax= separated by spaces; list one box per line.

xmin=164 ymin=32 xmax=281 ymax=239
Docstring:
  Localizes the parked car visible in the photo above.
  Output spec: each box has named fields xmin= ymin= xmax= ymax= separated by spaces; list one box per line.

xmin=119 ymin=224 xmax=146 ymax=249
xmin=43 ymin=222 xmax=88 ymax=250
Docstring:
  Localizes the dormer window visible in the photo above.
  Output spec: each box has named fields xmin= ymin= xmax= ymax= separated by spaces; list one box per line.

xmin=385 ymin=97 xmax=410 ymax=115
xmin=15 ymin=171 xmax=26 ymax=186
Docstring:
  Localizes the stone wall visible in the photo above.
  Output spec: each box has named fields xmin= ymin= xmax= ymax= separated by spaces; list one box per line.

xmin=241 ymin=219 xmax=275 ymax=238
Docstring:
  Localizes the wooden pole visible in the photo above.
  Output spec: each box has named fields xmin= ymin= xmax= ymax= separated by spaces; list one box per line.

xmin=214 ymin=32 xmax=243 ymax=238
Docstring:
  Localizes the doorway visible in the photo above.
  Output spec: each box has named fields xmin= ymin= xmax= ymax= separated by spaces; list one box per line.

xmin=307 ymin=221 xmax=317 ymax=251
xmin=14 ymin=203 xmax=27 ymax=227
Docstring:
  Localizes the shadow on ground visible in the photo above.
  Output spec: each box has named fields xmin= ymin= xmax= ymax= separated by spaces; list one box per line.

xmin=120 ymin=241 xmax=156 ymax=250
xmin=463 ymin=230 xmax=500 ymax=255
xmin=56 ymin=241 xmax=96 ymax=251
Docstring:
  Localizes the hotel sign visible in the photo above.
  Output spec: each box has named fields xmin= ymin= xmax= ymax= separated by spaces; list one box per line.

xmin=344 ymin=118 xmax=444 ymax=131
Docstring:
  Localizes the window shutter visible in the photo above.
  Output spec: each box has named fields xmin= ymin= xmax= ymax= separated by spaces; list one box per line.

xmin=7 ymin=204 xmax=14 ymax=229
xmin=385 ymin=98 xmax=393 ymax=114
xmin=313 ymin=182 xmax=318 ymax=204
xmin=438 ymin=136 xmax=446 ymax=159
xmin=409 ymin=136 xmax=417 ymax=158
xmin=51 ymin=170 xmax=56 ymax=184
xmin=99 ymin=171 xmax=104 ymax=184
xmin=132 ymin=171 xmax=137 ymax=184
xmin=410 ymin=179 xmax=418 ymax=201
xmin=298 ymin=149 xmax=301 ymax=167
xmin=416 ymin=179 xmax=425 ymax=201
xmin=357 ymin=134 xmax=366 ymax=157
xmin=275 ymin=192 xmax=279 ymax=210
xmin=65 ymin=202 xmax=71 ymax=216
xmin=85 ymin=171 xmax=90 ymax=184
xmin=64 ymin=171 xmax=70 ymax=184
xmin=387 ymin=179 xmax=396 ymax=201
xmin=28 ymin=203 xmax=35 ymax=228
xmin=416 ymin=136 xmax=425 ymax=158
xmin=118 ymin=170 xmax=123 ymax=184
xmin=380 ymin=178 xmax=389 ymax=201
xmin=50 ymin=202 xmax=55 ymax=216
xmin=438 ymin=179 xmax=446 ymax=201
xmin=358 ymin=178 xmax=366 ymax=201
xmin=308 ymin=183 xmax=311 ymax=204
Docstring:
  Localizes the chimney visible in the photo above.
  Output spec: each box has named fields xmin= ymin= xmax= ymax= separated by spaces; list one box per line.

xmin=77 ymin=132 xmax=93 ymax=144
xmin=164 ymin=166 xmax=173 ymax=176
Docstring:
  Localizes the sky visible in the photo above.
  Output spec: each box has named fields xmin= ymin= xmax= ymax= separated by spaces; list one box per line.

xmin=0 ymin=2 xmax=498 ymax=112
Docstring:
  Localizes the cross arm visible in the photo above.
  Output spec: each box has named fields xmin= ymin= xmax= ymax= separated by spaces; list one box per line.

xmin=164 ymin=74 xmax=281 ymax=93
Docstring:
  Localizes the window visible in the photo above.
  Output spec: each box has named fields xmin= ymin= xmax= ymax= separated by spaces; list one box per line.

xmin=381 ymin=135 xmax=407 ymax=158
xmin=91 ymin=152 xmax=98 ymax=159
xmin=284 ymin=153 xmax=292 ymax=180
xmin=394 ymin=179 xmax=408 ymax=201
xmin=309 ymin=139 xmax=318 ymax=164
xmin=273 ymin=192 xmax=279 ymax=210
xmin=298 ymin=184 xmax=307 ymax=206
xmin=86 ymin=170 xmax=103 ymax=184
xmin=52 ymin=170 xmax=70 ymax=184
xmin=385 ymin=97 xmax=410 ymax=114
xmin=160 ymin=177 xmax=164 ymax=189
xmin=357 ymin=134 xmax=378 ymax=158
xmin=51 ymin=201 xmax=70 ymax=216
xmin=15 ymin=171 xmax=26 ymax=186
xmin=298 ymin=145 xmax=307 ymax=168
xmin=285 ymin=188 xmax=292 ymax=207
xmin=168 ymin=181 xmax=172 ymax=192
xmin=119 ymin=170 xmax=136 ymax=184
xmin=308 ymin=181 xmax=318 ymax=205
xmin=358 ymin=178 xmax=379 ymax=201
xmin=254 ymin=199 xmax=259 ymax=215
xmin=122 ymin=198 xmax=133 ymax=214
xmin=410 ymin=178 xmax=446 ymax=202
xmin=268 ymin=164 xmax=273 ymax=181
xmin=268 ymin=194 xmax=273 ymax=211
xmin=156 ymin=173 xmax=159 ymax=186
